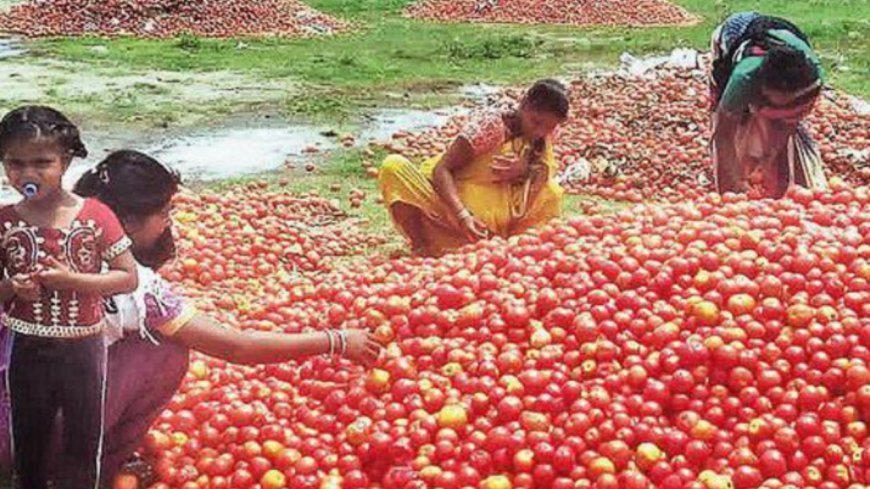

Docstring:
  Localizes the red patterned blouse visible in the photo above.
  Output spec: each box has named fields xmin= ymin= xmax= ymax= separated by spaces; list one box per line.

xmin=458 ymin=103 xmax=562 ymax=158
xmin=0 ymin=198 xmax=131 ymax=338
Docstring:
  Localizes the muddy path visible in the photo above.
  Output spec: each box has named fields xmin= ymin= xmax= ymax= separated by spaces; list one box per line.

xmin=0 ymin=50 xmax=296 ymax=126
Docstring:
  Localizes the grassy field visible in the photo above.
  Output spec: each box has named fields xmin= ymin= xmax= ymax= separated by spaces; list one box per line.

xmin=26 ymin=0 xmax=869 ymax=124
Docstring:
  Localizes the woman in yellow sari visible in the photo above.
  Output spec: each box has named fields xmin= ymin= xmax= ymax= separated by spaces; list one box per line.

xmin=379 ymin=79 xmax=569 ymax=256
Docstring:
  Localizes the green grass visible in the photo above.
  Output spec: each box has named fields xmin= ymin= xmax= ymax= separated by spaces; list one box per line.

xmin=565 ymin=193 xmax=634 ymax=216
xmin=34 ymin=24 xmax=574 ymax=90
xmin=31 ymin=0 xmax=870 ymax=105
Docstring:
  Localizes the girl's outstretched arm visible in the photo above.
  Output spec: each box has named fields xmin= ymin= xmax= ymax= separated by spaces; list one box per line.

xmin=172 ymin=314 xmax=382 ymax=366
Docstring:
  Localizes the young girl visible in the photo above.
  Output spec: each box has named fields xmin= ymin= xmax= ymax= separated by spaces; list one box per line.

xmin=0 ymin=106 xmax=138 ymax=489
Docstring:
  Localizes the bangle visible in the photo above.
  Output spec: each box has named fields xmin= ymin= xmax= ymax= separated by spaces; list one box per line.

xmin=338 ymin=330 xmax=348 ymax=358
xmin=456 ymin=208 xmax=472 ymax=221
xmin=325 ymin=330 xmax=335 ymax=356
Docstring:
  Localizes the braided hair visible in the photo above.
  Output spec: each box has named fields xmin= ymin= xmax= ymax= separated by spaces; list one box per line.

xmin=0 ymin=106 xmax=88 ymax=161
xmin=75 ymin=150 xmax=182 ymax=268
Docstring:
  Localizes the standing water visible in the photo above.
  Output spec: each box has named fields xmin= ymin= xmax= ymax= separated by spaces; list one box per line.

xmin=0 ymin=37 xmax=24 ymax=59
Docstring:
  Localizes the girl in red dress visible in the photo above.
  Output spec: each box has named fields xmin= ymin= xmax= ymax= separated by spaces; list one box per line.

xmin=0 ymin=106 xmax=138 ymax=489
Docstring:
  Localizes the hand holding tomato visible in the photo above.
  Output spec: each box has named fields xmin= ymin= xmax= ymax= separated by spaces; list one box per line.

xmin=345 ymin=329 xmax=382 ymax=367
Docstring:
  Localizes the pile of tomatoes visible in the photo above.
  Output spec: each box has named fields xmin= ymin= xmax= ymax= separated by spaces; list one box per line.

xmin=0 ymin=0 xmax=346 ymax=38
xmin=159 ymin=182 xmax=386 ymax=318
xmin=379 ymin=67 xmax=869 ymax=203
xmin=405 ymin=0 xmax=697 ymax=27
xmin=144 ymin=180 xmax=869 ymax=489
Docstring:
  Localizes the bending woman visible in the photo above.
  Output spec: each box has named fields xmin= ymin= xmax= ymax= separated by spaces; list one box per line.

xmin=379 ymin=79 xmax=570 ymax=256
xmin=0 ymin=150 xmax=382 ymax=487
xmin=709 ymin=12 xmax=828 ymax=198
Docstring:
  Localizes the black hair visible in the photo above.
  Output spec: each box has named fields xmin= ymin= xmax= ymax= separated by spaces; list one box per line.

xmin=74 ymin=150 xmax=182 ymax=268
xmin=758 ymin=44 xmax=819 ymax=98
xmin=0 ymin=106 xmax=88 ymax=160
xmin=523 ymin=79 xmax=570 ymax=120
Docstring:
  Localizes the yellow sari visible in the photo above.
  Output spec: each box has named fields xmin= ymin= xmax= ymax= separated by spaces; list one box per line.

xmin=379 ymin=136 xmax=564 ymax=255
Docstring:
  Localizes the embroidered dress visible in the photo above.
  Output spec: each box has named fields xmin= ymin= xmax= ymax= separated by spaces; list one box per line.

xmin=0 ymin=198 xmax=132 ymax=489
xmin=104 ymin=262 xmax=198 ymax=346
xmin=100 ymin=263 xmax=195 ymax=484
xmin=0 ymin=198 xmax=131 ymax=338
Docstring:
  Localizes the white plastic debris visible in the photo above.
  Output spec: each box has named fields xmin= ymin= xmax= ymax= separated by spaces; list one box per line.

xmin=847 ymin=96 xmax=870 ymax=116
xmin=666 ymin=48 xmax=700 ymax=69
xmin=840 ymin=148 xmax=869 ymax=163
xmin=558 ymin=157 xmax=592 ymax=185
xmin=618 ymin=52 xmax=668 ymax=77
xmin=618 ymin=48 xmax=700 ymax=76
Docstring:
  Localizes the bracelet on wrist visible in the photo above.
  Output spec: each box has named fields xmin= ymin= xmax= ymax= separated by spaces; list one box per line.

xmin=338 ymin=330 xmax=348 ymax=358
xmin=325 ymin=330 xmax=335 ymax=356
xmin=456 ymin=208 xmax=472 ymax=221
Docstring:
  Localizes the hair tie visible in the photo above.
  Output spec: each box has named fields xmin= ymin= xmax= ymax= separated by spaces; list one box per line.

xmin=98 ymin=164 xmax=110 ymax=185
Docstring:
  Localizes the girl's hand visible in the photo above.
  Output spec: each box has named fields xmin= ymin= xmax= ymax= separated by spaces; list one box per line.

xmin=11 ymin=273 xmax=40 ymax=301
xmin=344 ymin=329 xmax=383 ymax=367
xmin=35 ymin=257 xmax=79 ymax=291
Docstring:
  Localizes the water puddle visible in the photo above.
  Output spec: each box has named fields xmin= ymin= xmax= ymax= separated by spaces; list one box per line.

xmin=0 ymin=37 xmax=25 ymax=59
xmin=147 ymin=125 xmax=333 ymax=181
xmin=459 ymin=83 xmax=502 ymax=103
xmin=358 ymin=107 xmax=466 ymax=142
xmin=147 ymin=106 xmax=470 ymax=181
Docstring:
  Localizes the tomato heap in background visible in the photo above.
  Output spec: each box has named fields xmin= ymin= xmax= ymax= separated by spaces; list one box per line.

xmin=145 ymin=179 xmax=870 ymax=489
xmin=0 ymin=0 xmax=346 ymax=38
xmin=405 ymin=0 xmax=698 ymax=27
